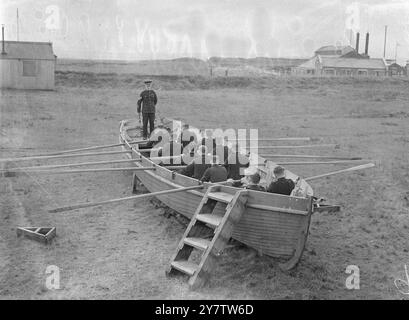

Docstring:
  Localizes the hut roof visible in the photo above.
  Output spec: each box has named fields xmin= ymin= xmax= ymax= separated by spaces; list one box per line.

xmin=0 ymin=41 xmax=56 ymax=60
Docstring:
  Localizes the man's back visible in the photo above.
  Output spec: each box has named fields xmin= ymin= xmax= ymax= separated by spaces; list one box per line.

xmin=226 ymin=151 xmax=249 ymax=180
xmin=193 ymin=163 xmax=211 ymax=180
xmin=179 ymin=155 xmax=210 ymax=180
xmin=193 ymin=154 xmax=211 ymax=179
xmin=201 ymin=165 xmax=228 ymax=183
xmin=267 ymin=177 xmax=295 ymax=196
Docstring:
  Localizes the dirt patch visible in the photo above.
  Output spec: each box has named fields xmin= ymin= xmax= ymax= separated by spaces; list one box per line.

xmin=1 ymin=74 xmax=409 ymax=299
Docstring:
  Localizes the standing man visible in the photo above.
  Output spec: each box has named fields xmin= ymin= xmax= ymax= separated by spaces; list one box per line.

xmin=137 ymin=79 xmax=158 ymax=140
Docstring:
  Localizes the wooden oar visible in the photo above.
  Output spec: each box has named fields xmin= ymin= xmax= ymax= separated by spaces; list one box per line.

xmin=132 ymin=148 xmax=161 ymax=153
xmin=235 ymin=137 xmax=311 ymax=142
xmin=0 ymin=150 xmax=132 ymax=163
xmin=22 ymin=140 xmax=148 ymax=157
xmin=0 ymin=159 xmax=141 ymax=172
xmin=31 ymin=143 xmax=125 ymax=156
xmin=261 ymin=154 xmax=362 ymax=160
xmin=150 ymin=155 xmax=182 ymax=160
xmin=305 ymin=163 xmax=375 ymax=181
xmin=249 ymin=144 xmax=336 ymax=149
xmin=129 ymin=139 xmax=149 ymax=145
xmin=165 ymin=165 xmax=187 ymax=170
xmin=5 ymin=167 xmax=156 ymax=175
xmin=262 ymin=160 xmax=370 ymax=166
xmin=0 ymin=140 xmax=149 ymax=157
xmin=49 ymin=185 xmax=204 ymax=213
xmin=212 ymin=179 xmax=241 ymax=186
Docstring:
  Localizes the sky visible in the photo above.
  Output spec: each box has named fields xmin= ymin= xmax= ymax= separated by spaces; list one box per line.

xmin=1 ymin=0 xmax=408 ymax=63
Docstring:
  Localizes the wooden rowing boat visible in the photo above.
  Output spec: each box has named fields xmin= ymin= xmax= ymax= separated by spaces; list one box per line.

xmin=119 ymin=118 xmax=315 ymax=270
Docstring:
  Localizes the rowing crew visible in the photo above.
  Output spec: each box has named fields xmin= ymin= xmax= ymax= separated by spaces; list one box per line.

xmin=177 ymin=147 xmax=295 ymax=196
xmin=140 ymin=128 xmax=295 ymax=196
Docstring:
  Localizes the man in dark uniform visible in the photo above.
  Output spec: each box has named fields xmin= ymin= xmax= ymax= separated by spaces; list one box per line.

xmin=201 ymin=129 xmax=216 ymax=156
xmin=180 ymin=124 xmax=198 ymax=149
xmin=160 ymin=138 xmax=182 ymax=165
xmin=267 ymin=166 xmax=295 ymax=196
xmin=137 ymin=79 xmax=158 ymax=140
xmin=179 ymin=145 xmax=211 ymax=179
xmin=200 ymin=155 xmax=228 ymax=183
xmin=225 ymin=143 xmax=249 ymax=180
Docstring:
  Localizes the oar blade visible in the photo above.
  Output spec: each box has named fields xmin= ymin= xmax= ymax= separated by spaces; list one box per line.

xmin=305 ymin=163 xmax=375 ymax=181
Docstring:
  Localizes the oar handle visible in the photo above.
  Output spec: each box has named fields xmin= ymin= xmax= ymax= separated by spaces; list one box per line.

xmin=49 ymin=185 xmax=204 ymax=213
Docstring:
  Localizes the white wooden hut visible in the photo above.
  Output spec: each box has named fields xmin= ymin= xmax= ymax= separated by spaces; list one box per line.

xmin=0 ymin=39 xmax=56 ymax=90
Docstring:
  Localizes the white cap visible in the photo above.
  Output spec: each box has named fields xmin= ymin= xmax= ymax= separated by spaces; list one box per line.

xmin=243 ymin=167 xmax=258 ymax=176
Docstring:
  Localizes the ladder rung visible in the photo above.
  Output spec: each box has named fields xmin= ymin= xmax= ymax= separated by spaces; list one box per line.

xmin=171 ymin=260 xmax=198 ymax=276
xmin=196 ymin=214 xmax=223 ymax=227
xmin=207 ymin=192 xmax=234 ymax=203
xmin=184 ymin=237 xmax=211 ymax=251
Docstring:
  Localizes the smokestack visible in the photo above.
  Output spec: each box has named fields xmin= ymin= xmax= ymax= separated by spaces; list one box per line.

xmin=17 ymin=9 xmax=19 ymax=41
xmin=365 ymin=32 xmax=369 ymax=56
xmin=355 ymin=32 xmax=360 ymax=52
xmin=383 ymin=26 xmax=388 ymax=58
xmin=1 ymin=25 xmax=5 ymax=55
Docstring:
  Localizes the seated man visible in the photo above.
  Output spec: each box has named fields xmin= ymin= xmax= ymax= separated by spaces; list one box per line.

xmin=200 ymin=155 xmax=228 ymax=183
xmin=225 ymin=144 xmax=249 ymax=180
xmin=179 ymin=145 xmax=211 ymax=180
xmin=201 ymin=129 xmax=216 ymax=155
xmin=244 ymin=172 xmax=265 ymax=191
xmin=267 ymin=166 xmax=295 ymax=196
xmin=227 ymin=167 xmax=263 ymax=190
xmin=180 ymin=124 xmax=199 ymax=150
xmin=213 ymin=135 xmax=229 ymax=164
xmin=146 ymin=125 xmax=165 ymax=149
xmin=158 ymin=135 xmax=182 ymax=165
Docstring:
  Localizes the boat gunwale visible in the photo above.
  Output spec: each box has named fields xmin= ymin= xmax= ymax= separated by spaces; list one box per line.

xmin=119 ymin=119 xmax=311 ymax=216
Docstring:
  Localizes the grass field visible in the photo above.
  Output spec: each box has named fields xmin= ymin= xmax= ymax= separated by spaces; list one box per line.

xmin=1 ymin=69 xmax=408 ymax=299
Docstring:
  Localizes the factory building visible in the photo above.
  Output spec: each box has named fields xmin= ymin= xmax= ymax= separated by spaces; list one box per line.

xmin=294 ymin=32 xmax=388 ymax=76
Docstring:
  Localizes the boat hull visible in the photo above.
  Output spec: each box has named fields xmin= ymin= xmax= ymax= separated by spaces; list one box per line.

xmin=119 ymin=119 xmax=313 ymax=268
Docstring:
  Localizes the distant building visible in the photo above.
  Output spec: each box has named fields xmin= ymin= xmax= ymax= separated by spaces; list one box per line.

xmin=388 ymin=62 xmax=406 ymax=76
xmin=314 ymin=45 xmax=355 ymax=57
xmin=314 ymin=45 xmax=368 ymax=59
xmin=293 ymin=57 xmax=317 ymax=75
xmin=314 ymin=33 xmax=371 ymax=60
xmin=294 ymin=55 xmax=387 ymax=76
xmin=293 ymin=32 xmax=392 ymax=76
xmin=0 ymin=40 xmax=56 ymax=90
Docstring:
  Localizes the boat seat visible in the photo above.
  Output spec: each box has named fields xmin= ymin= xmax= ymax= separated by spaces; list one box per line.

xmin=207 ymin=191 xmax=234 ymax=203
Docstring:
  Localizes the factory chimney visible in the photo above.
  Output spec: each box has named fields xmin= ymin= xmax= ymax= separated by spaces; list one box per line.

xmin=365 ymin=32 xmax=369 ymax=56
xmin=1 ymin=25 xmax=6 ymax=55
xmin=383 ymin=26 xmax=388 ymax=58
xmin=355 ymin=32 xmax=360 ymax=53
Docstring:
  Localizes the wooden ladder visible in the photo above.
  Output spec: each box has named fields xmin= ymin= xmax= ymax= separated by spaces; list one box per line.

xmin=166 ymin=185 xmax=248 ymax=289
